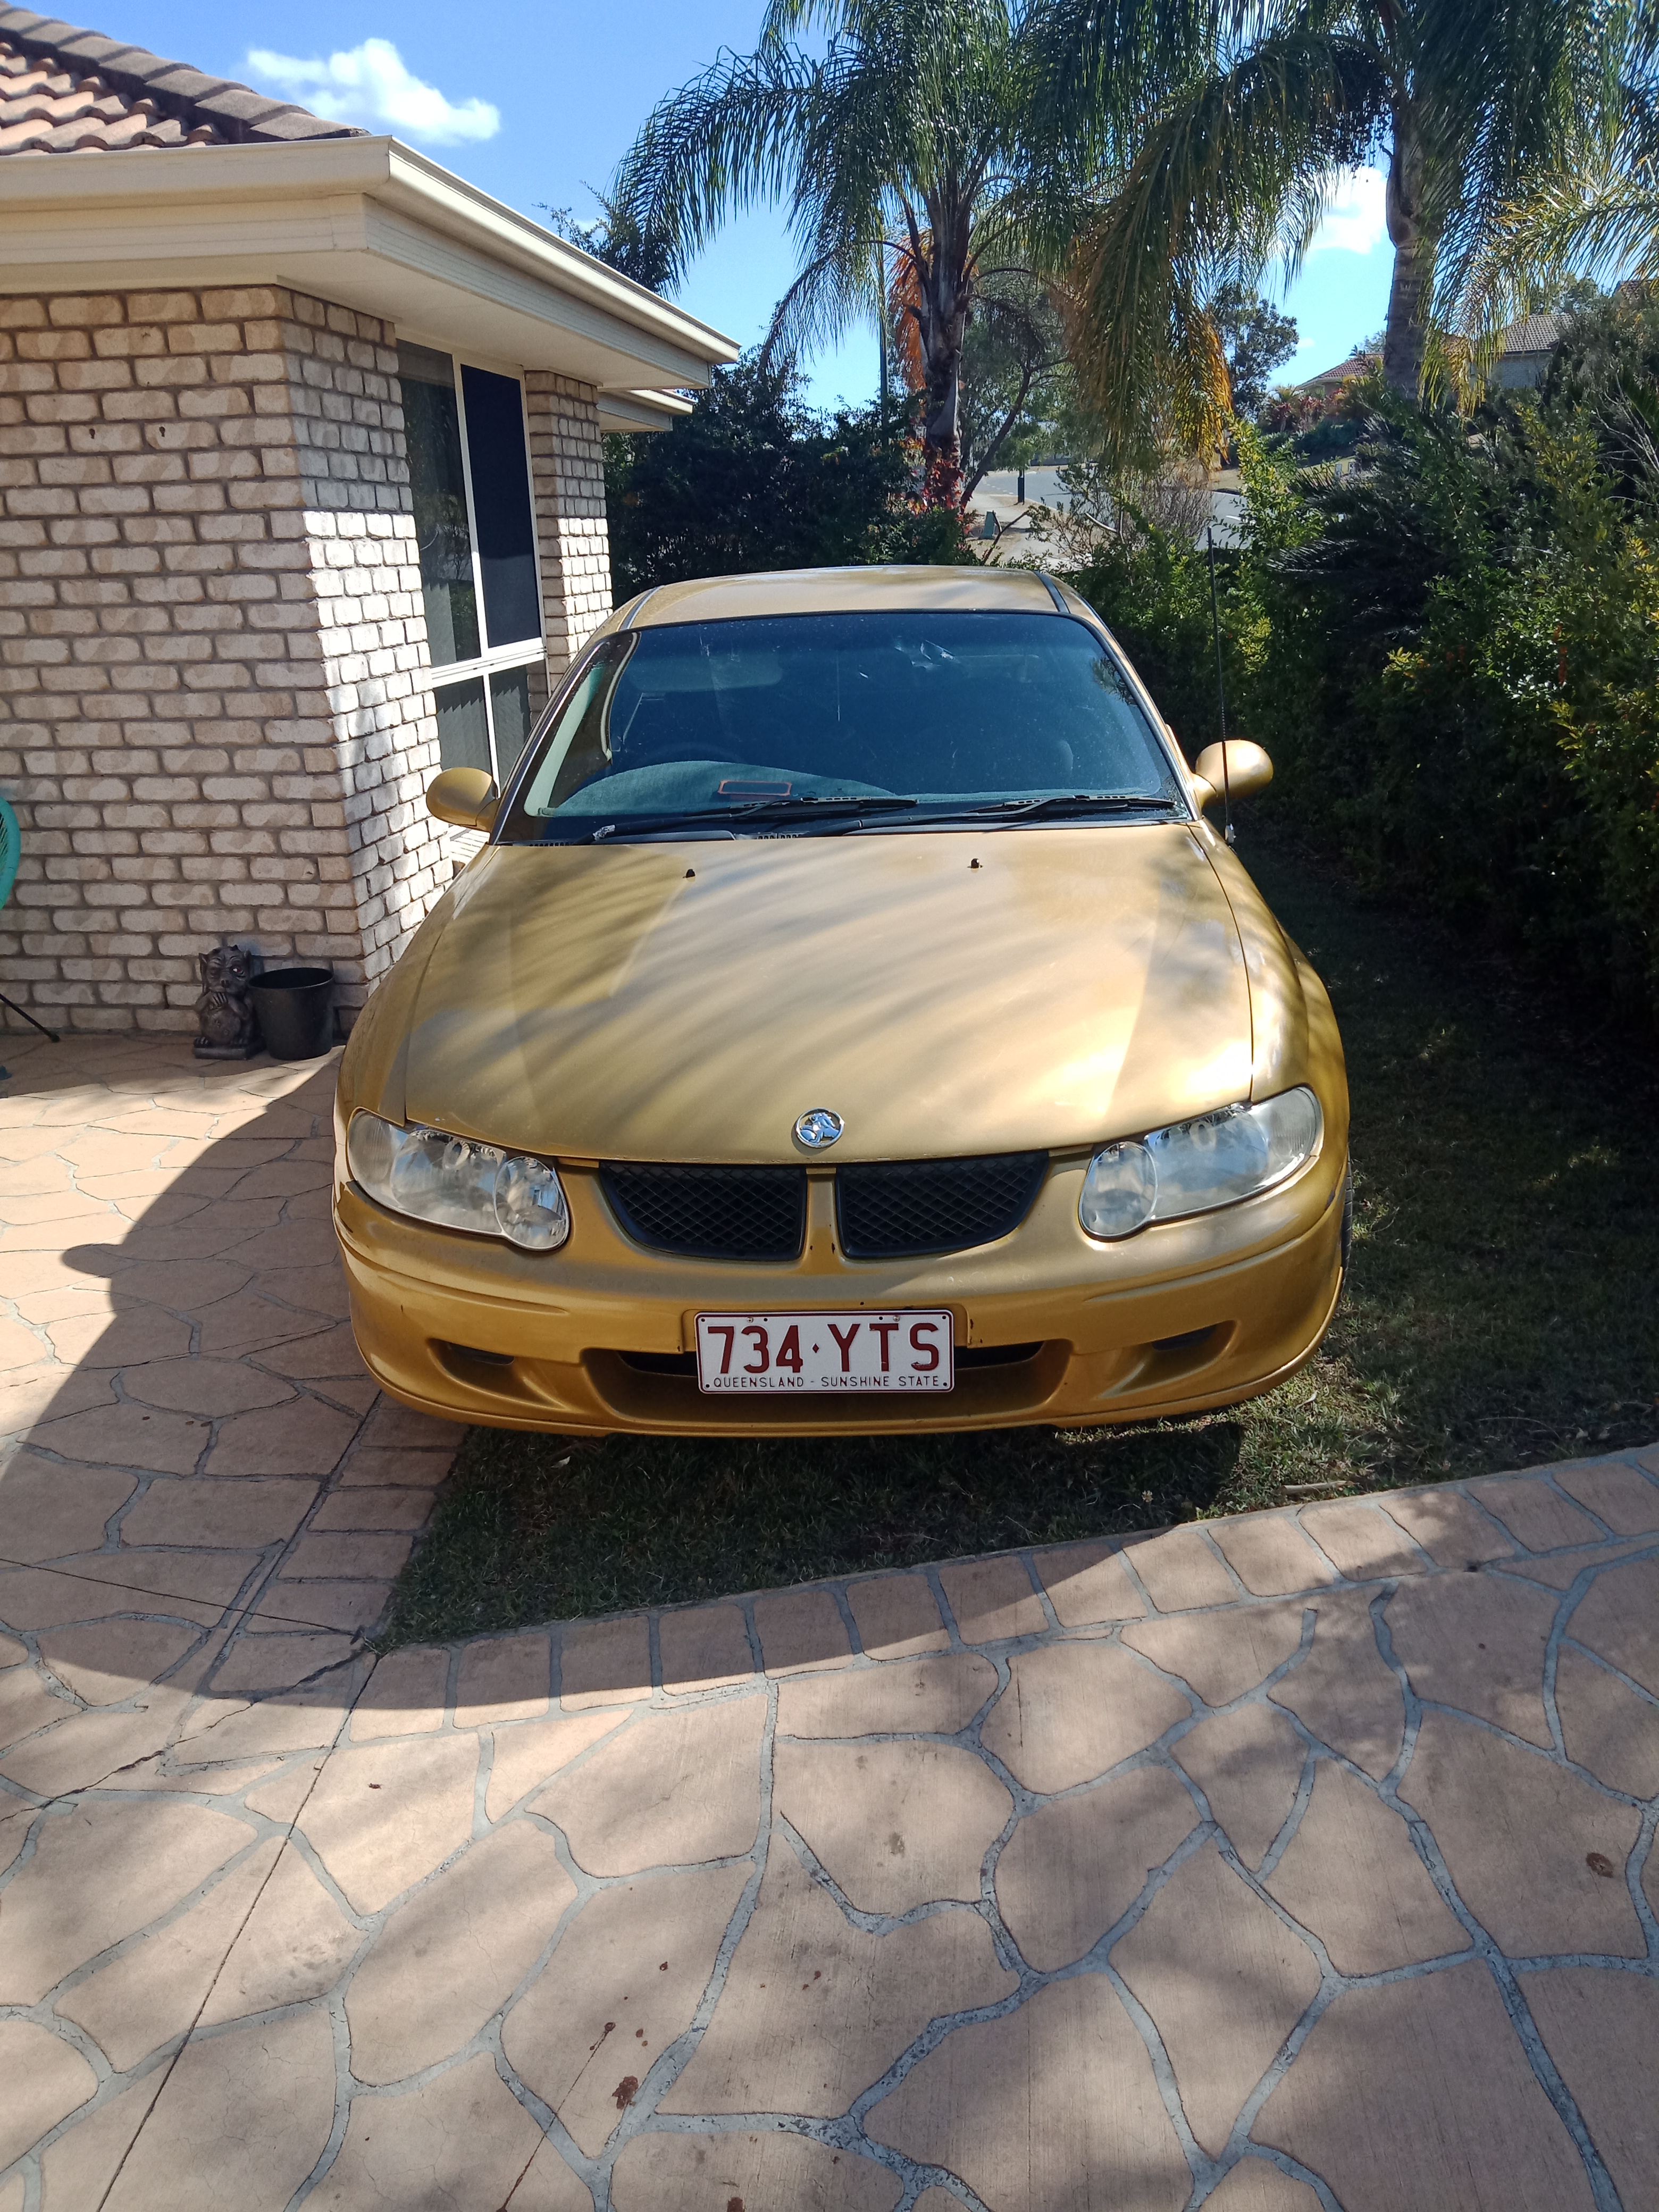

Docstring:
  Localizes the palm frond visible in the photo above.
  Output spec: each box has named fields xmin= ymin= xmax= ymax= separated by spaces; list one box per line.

xmin=1438 ymin=57 xmax=1659 ymax=400
xmin=614 ymin=44 xmax=874 ymax=285
xmin=765 ymin=250 xmax=882 ymax=364
xmin=886 ymin=236 xmax=929 ymax=388
xmin=1069 ymin=19 xmax=1387 ymax=464
xmin=1422 ymin=0 xmax=1635 ymax=325
xmin=1021 ymin=0 xmax=1238 ymax=169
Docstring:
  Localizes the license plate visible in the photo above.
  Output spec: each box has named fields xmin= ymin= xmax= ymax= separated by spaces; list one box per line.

xmin=694 ymin=1310 xmax=954 ymax=1393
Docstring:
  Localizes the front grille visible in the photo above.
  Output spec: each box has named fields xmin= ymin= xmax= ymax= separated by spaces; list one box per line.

xmin=836 ymin=1153 xmax=1047 ymax=1259
xmin=599 ymin=1162 xmax=806 ymax=1260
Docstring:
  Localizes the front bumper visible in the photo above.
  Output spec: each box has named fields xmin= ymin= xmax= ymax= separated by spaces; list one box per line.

xmin=334 ymin=1144 xmax=1347 ymax=1437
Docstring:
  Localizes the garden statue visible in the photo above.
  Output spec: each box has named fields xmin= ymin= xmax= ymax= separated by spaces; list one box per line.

xmin=193 ymin=944 xmax=259 ymax=1060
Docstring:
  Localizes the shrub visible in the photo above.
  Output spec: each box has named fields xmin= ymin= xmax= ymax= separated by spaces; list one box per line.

xmin=1059 ymin=364 xmax=1659 ymax=1024
xmin=1246 ymin=391 xmax=1659 ymax=1011
xmin=1062 ymin=523 xmax=1234 ymax=758
xmin=606 ymin=354 xmax=970 ymax=597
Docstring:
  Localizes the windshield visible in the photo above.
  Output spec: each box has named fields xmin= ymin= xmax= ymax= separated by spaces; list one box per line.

xmin=496 ymin=609 xmax=1184 ymax=841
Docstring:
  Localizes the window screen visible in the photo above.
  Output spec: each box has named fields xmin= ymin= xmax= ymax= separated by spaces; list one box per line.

xmin=459 ymin=365 xmax=541 ymax=649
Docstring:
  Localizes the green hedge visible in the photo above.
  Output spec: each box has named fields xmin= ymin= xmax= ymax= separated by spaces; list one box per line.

xmin=1064 ymin=308 xmax=1659 ymax=1024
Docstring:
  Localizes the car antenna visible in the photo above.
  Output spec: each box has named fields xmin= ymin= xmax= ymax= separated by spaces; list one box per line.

xmin=1206 ymin=525 xmax=1235 ymax=846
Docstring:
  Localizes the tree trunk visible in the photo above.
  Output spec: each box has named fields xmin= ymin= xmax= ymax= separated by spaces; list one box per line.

xmin=962 ymin=362 xmax=1037 ymax=505
xmin=921 ymin=351 xmax=965 ymax=507
xmin=1382 ymin=111 xmax=1430 ymax=395
xmin=906 ymin=195 xmax=973 ymax=509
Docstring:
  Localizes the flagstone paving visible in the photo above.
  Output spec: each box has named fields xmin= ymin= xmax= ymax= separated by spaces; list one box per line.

xmin=2 ymin=1031 xmax=1658 ymax=2210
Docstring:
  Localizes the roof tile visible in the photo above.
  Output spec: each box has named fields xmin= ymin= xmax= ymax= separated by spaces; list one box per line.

xmin=139 ymin=64 xmax=229 ymax=99
xmin=1496 ymin=311 xmax=1571 ymax=356
xmin=0 ymin=4 xmax=366 ymax=153
xmin=192 ymin=88 xmax=296 ymax=125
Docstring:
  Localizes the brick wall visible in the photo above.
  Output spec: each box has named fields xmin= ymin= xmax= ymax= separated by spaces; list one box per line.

xmin=0 ymin=283 xmax=449 ymax=1034
xmin=524 ymin=372 xmax=613 ymax=680
xmin=304 ymin=502 xmax=448 ymax=992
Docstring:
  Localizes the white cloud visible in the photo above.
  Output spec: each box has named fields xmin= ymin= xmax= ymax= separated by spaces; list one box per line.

xmin=247 ymin=37 xmax=500 ymax=145
xmin=1306 ymin=166 xmax=1389 ymax=257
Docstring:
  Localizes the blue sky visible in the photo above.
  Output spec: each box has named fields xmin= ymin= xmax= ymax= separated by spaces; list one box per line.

xmin=119 ymin=0 xmax=1393 ymax=405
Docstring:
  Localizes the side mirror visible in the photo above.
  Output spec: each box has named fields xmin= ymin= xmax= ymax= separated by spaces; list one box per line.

xmin=1192 ymin=740 xmax=1272 ymax=811
xmin=426 ymin=766 xmax=498 ymax=834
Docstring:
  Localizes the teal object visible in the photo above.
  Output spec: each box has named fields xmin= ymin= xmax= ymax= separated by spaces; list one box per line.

xmin=0 ymin=790 xmax=19 ymax=909
xmin=0 ymin=792 xmax=60 ymax=1041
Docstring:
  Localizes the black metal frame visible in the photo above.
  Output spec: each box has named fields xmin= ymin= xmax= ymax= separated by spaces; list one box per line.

xmin=0 ymin=993 xmax=58 ymax=1042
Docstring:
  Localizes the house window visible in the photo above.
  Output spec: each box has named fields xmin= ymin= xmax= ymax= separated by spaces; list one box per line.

xmin=398 ymin=342 xmax=549 ymax=782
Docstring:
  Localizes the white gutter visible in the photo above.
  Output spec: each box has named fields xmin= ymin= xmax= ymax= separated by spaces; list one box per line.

xmin=372 ymin=141 xmax=730 ymax=365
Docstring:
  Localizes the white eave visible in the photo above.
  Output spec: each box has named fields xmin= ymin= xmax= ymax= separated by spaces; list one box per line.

xmin=0 ymin=135 xmax=738 ymax=401
xmin=597 ymin=388 xmax=696 ymax=434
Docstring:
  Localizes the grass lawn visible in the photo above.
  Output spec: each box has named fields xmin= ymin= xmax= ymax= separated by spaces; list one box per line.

xmin=378 ymin=828 xmax=1659 ymax=1645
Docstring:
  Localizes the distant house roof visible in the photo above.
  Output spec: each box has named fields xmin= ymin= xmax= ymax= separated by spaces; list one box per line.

xmin=1296 ymin=351 xmax=1379 ymax=392
xmin=1293 ymin=311 xmax=1579 ymax=397
xmin=1495 ymin=309 xmax=1572 ymax=359
xmin=0 ymin=5 xmax=363 ymax=153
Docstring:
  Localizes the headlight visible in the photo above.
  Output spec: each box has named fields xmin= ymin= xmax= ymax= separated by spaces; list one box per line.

xmin=1079 ymin=1087 xmax=1322 ymax=1241
xmin=346 ymin=1112 xmax=571 ymax=1252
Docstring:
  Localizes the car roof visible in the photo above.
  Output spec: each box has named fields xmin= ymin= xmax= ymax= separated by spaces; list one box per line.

xmin=622 ymin=565 xmax=1073 ymax=626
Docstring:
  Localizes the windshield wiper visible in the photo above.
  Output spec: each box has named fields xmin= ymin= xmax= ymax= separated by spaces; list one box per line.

xmin=562 ymin=793 xmax=1175 ymax=843
xmin=963 ymin=794 xmax=1180 ymax=823
xmin=582 ymin=795 xmax=917 ymax=841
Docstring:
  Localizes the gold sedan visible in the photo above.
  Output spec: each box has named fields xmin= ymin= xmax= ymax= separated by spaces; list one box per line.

xmin=335 ymin=566 xmax=1349 ymax=1436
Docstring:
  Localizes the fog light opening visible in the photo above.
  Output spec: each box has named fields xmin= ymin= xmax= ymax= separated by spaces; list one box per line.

xmin=1150 ymin=1326 xmax=1220 ymax=1354
xmin=439 ymin=1341 xmax=514 ymax=1369
xmin=1126 ymin=1321 xmax=1235 ymax=1389
xmin=956 ymin=1341 xmax=1044 ymax=1370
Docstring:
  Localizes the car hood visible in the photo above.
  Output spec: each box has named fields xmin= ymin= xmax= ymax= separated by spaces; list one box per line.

xmin=403 ymin=824 xmax=1255 ymax=1162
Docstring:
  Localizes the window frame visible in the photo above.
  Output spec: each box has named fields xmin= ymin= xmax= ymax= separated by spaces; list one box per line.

xmin=400 ymin=333 xmax=549 ymax=785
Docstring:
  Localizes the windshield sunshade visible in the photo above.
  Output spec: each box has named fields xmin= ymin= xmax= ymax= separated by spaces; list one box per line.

xmin=496 ymin=610 xmax=1183 ymax=840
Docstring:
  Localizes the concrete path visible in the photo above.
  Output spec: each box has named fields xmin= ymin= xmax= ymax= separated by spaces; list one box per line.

xmin=1 ymin=1033 xmax=1656 ymax=2211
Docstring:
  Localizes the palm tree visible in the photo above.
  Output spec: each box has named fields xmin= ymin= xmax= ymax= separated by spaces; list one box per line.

xmin=609 ymin=0 xmax=1058 ymax=506
xmin=1032 ymin=0 xmax=1609 ymax=456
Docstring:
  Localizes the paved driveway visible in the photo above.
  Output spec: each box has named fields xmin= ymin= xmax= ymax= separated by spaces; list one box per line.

xmin=1 ymin=1032 xmax=1656 ymax=2211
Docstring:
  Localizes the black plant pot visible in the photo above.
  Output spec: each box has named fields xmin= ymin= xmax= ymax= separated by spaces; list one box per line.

xmin=250 ymin=967 xmax=334 ymax=1060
